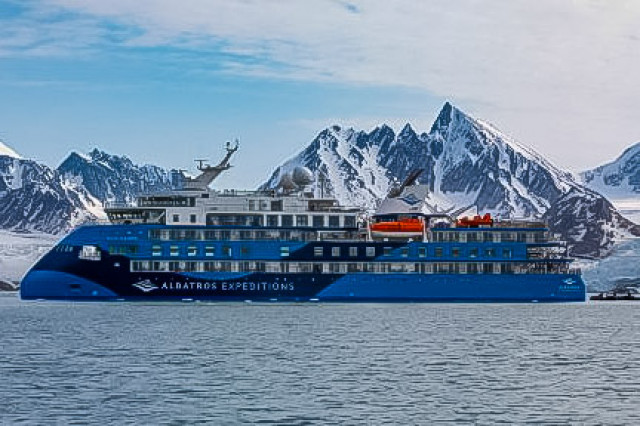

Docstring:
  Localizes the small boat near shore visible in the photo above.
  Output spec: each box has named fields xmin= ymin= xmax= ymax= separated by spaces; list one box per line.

xmin=590 ymin=287 xmax=640 ymax=301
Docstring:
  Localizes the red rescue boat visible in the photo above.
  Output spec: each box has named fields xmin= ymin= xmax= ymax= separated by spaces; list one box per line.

xmin=456 ymin=213 xmax=493 ymax=228
xmin=370 ymin=217 xmax=425 ymax=238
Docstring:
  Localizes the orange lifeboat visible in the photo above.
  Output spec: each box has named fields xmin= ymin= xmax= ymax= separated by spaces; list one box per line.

xmin=456 ymin=213 xmax=493 ymax=228
xmin=370 ymin=217 xmax=425 ymax=238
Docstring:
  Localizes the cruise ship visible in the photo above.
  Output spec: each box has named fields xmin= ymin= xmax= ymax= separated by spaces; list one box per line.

xmin=20 ymin=143 xmax=586 ymax=302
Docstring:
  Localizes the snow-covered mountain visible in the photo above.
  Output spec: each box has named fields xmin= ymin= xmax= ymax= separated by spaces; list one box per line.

xmin=580 ymin=142 xmax=640 ymax=224
xmin=0 ymin=144 xmax=176 ymax=235
xmin=262 ymin=102 xmax=640 ymax=258
xmin=58 ymin=148 xmax=175 ymax=204
xmin=0 ymin=154 xmax=102 ymax=234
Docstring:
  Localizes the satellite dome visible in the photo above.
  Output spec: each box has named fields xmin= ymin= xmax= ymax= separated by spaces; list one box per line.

xmin=277 ymin=172 xmax=297 ymax=192
xmin=291 ymin=166 xmax=314 ymax=186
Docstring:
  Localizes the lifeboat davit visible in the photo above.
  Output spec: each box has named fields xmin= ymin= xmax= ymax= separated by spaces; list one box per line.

xmin=456 ymin=213 xmax=493 ymax=228
xmin=370 ymin=218 xmax=425 ymax=238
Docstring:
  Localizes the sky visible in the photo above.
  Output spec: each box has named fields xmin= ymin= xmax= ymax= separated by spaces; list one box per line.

xmin=1 ymin=0 xmax=639 ymax=189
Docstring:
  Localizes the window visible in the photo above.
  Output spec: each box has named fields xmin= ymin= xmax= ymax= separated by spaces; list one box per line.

xmin=366 ymin=247 xmax=376 ymax=257
xmin=452 ymin=247 xmax=460 ymax=257
xmin=205 ymin=246 xmax=215 ymax=257
xmin=281 ymin=215 xmax=293 ymax=227
xmin=329 ymin=215 xmax=340 ymax=227
xmin=267 ymin=215 xmax=278 ymax=227
xmin=152 ymin=245 xmax=162 ymax=256
xmin=280 ymin=246 xmax=290 ymax=257
xmin=241 ymin=246 xmax=249 ymax=255
xmin=187 ymin=246 xmax=197 ymax=256
xmin=434 ymin=247 xmax=443 ymax=257
xmin=485 ymin=248 xmax=496 ymax=257
xmin=400 ymin=247 xmax=409 ymax=258
xmin=296 ymin=215 xmax=308 ymax=227
xmin=248 ymin=200 xmax=256 ymax=211
xmin=332 ymin=247 xmax=341 ymax=257
xmin=271 ymin=200 xmax=283 ymax=211
xmin=312 ymin=216 xmax=325 ymax=228
xmin=172 ymin=214 xmax=179 ymax=223
xmin=314 ymin=247 xmax=324 ymax=257
xmin=344 ymin=216 xmax=356 ymax=228
xmin=170 ymin=246 xmax=179 ymax=256
xmin=502 ymin=248 xmax=512 ymax=258
xmin=469 ymin=248 xmax=478 ymax=258
xmin=383 ymin=247 xmax=392 ymax=256
xmin=223 ymin=246 xmax=232 ymax=257
xmin=501 ymin=232 xmax=514 ymax=242
xmin=501 ymin=263 xmax=514 ymax=274
xmin=349 ymin=247 xmax=358 ymax=257
xmin=418 ymin=247 xmax=427 ymax=258
xmin=190 ymin=214 xmax=197 ymax=224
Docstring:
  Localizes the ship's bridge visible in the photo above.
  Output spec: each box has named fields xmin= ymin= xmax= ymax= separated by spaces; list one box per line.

xmin=105 ymin=189 xmax=361 ymax=229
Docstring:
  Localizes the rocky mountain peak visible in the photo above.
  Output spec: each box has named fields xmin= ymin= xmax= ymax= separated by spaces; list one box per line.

xmin=261 ymin=104 xmax=640 ymax=257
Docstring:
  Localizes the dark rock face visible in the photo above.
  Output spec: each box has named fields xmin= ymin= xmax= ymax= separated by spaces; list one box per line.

xmin=262 ymin=103 xmax=640 ymax=258
xmin=0 ymin=149 xmax=176 ymax=234
xmin=58 ymin=149 xmax=174 ymax=204
xmin=0 ymin=156 xmax=99 ymax=234
xmin=580 ymin=142 xmax=640 ymax=198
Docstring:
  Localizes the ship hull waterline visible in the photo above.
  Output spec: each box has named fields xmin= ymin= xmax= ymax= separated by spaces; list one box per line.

xmin=20 ymin=269 xmax=586 ymax=303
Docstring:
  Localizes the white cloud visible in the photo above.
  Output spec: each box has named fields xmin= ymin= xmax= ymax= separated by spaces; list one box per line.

xmin=7 ymin=0 xmax=640 ymax=170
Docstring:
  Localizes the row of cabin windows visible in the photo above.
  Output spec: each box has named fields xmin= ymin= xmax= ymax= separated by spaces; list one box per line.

xmin=247 ymin=200 xmax=283 ymax=211
xmin=148 ymin=229 xmax=357 ymax=242
xmin=112 ymin=244 xmax=512 ymax=259
xmin=130 ymin=260 xmax=568 ymax=274
xmin=172 ymin=214 xmax=198 ymax=223
xmin=311 ymin=246 xmax=511 ymax=259
xmin=153 ymin=245 xmax=236 ymax=257
xmin=432 ymin=231 xmax=547 ymax=243
xmin=206 ymin=214 xmax=355 ymax=228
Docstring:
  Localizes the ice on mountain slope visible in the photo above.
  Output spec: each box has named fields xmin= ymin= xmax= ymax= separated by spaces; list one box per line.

xmin=0 ymin=230 xmax=58 ymax=287
xmin=580 ymin=142 xmax=640 ymax=224
xmin=262 ymin=102 xmax=640 ymax=258
xmin=0 ymin=147 xmax=176 ymax=235
xmin=0 ymin=155 xmax=101 ymax=234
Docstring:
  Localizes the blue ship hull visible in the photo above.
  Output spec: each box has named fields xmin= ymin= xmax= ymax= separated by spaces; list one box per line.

xmin=20 ymin=225 xmax=586 ymax=303
xmin=21 ymin=260 xmax=585 ymax=303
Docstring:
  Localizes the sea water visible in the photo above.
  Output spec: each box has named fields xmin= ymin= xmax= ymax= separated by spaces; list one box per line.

xmin=1 ymin=293 xmax=639 ymax=425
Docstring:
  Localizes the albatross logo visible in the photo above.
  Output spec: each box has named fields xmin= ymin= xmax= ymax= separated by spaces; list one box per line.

xmin=132 ymin=279 xmax=159 ymax=293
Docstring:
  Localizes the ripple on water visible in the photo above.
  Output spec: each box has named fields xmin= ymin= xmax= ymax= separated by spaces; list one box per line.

xmin=1 ymin=295 xmax=640 ymax=424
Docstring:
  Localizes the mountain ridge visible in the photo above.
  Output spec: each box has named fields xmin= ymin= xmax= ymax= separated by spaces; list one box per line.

xmin=0 ymin=103 xmax=638 ymax=258
xmin=262 ymin=103 xmax=640 ymax=257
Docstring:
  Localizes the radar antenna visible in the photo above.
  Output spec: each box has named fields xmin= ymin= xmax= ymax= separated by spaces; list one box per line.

xmin=194 ymin=160 xmax=209 ymax=171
